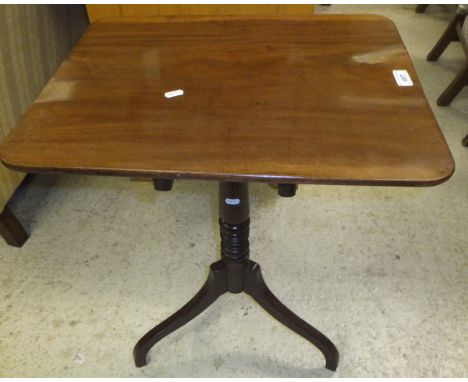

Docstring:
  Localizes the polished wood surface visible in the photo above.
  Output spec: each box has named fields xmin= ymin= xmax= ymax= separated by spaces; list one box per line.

xmin=86 ymin=5 xmax=314 ymax=23
xmin=0 ymin=15 xmax=454 ymax=186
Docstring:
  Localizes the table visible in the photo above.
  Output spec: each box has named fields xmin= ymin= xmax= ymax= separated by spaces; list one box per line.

xmin=0 ymin=15 xmax=454 ymax=372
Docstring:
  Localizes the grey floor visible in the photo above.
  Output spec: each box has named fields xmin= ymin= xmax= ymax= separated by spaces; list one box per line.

xmin=1 ymin=5 xmax=467 ymax=378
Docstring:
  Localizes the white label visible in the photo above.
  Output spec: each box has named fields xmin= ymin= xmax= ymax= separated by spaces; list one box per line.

xmin=392 ymin=70 xmax=413 ymax=87
xmin=164 ymin=89 xmax=184 ymax=98
xmin=225 ymin=198 xmax=240 ymax=205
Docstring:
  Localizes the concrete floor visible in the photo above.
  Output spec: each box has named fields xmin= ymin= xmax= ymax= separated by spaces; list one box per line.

xmin=1 ymin=5 xmax=467 ymax=378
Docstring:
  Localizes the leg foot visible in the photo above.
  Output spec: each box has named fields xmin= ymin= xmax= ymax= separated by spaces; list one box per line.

xmin=133 ymin=260 xmax=227 ymax=367
xmin=152 ymin=179 xmax=174 ymax=191
xmin=415 ymin=5 xmax=428 ymax=13
xmin=243 ymin=260 xmax=339 ymax=371
xmin=0 ymin=206 xmax=28 ymax=247
xmin=437 ymin=61 xmax=468 ymax=106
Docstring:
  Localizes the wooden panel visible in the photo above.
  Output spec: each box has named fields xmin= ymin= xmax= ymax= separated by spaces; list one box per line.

xmin=159 ymin=4 xmax=314 ymax=16
xmin=220 ymin=5 xmax=278 ymax=15
xmin=276 ymin=5 xmax=314 ymax=15
xmin=0 ymin=16 xmax=454 ymax=186
xmin=120 ymin=5 xmax=159 ymax=17
xmin=221 ymin=5 xmax=314 ymax=15
xmin=86 ymin=4 xmax=121 ymax=23
xmin=86 ymin=5 xmax=314 ymax=21
xmin=158 ymin=5 xmax=221 ymax=16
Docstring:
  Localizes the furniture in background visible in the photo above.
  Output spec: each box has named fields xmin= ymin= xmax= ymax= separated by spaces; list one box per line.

xmin=427 ymin=5 xmax=468 ymax=106
xmin=86 ymin=4 xmax=314 ymax=22
xmin=0 ymin=207 xmax=27 ymax=247
xmin=415 ymin=5 xmax=429 ymax=13
xmin=0 ymin=15 xmax=454 ymax=371
xmin=0 ymin=5 xmax=88 ymax=247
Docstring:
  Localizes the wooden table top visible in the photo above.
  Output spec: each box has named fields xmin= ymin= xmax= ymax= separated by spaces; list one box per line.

xmin=0 ymin=15 xmax=454 ymax=186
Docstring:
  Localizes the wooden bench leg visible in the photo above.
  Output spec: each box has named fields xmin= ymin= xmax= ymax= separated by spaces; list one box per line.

xmin=437 ymin=61 xmax=468 ymax=106
xmin=427 ymin=13 xmax=465 ymax=61
xmin=415 ymin=5 xmax=429 ymax=13
xmin=0 ymin=206 xmax=29 ymax=247
xmin=462 ymin=134 xmax=468 ymax=147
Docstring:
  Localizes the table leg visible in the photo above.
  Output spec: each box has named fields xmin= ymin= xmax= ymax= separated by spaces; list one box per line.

xmin=0 ymin=206 xmax=29 ymax=247
xmin=133 ymin=260 xmax=227 ymax=367
xmin=415 ymin=5 xmax=429 ymax=13
xmin=133 ymin=182 xmax=339 ymax=371
xmin=462 ymin=134 xmax=468 ymax=147
xmin=244 ymin=260 xmax=339 ymax=371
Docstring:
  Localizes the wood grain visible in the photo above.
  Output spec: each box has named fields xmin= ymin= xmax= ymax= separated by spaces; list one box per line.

xmin=86 ymin=5 xmax=120 ymax=22
xmin=119 ymin=5 xmax=159 ymax=17
xmin=85 ymin=5 xmax=315 ymax=22
xmin=0 ymin=15 xmax=454 ymax=186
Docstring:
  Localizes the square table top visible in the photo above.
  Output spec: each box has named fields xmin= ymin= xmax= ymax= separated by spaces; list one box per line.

xmin=0 ymin=15 xmax=454 ymax=186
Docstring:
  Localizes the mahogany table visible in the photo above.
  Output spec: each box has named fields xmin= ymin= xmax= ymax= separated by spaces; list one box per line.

xmin=0 ymin=15 xmax=454 ymax=372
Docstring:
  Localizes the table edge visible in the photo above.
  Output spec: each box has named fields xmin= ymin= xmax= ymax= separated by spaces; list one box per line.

xmin=0 ymin=157 xmax=455 ymax=188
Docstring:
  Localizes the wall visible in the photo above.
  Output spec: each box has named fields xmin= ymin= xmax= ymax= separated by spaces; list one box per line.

xmin=0 ymin=5 xmax=88 ymax=209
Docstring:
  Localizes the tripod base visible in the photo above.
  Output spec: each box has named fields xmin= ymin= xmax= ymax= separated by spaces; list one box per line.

xmin=133 ymin=258 xmax=339 ymax=371
xmin=134 ymin=182 xmax=339 ymax=372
